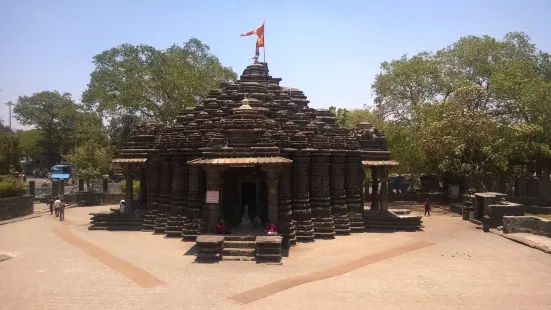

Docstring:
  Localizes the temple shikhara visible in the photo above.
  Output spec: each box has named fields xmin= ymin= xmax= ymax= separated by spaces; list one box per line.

xmin=102 ymin=62 xmax=414 ymax=262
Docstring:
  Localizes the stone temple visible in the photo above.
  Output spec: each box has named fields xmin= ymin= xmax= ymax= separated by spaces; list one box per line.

xmin=109 ymin=62 xmax=402 ymax=254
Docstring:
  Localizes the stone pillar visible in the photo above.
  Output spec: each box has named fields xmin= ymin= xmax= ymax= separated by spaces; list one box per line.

xmin=310 ymin=150 xmax=334 ymax=239
xmin=380 ymin=167 xmax=389 ymax=211
xmin=202 ymin=167 xmax=224 ymax=233
xmin=345 ymin=150 xmax=364 ymax=232
xmin=78 ymin=179 xmax=84 ymax=192
xmin=159 ymin=154 xmax=172 ymax=214
xmin=371 ymin=168 xmax=379 ymax=210
xmin=59 ymin=180 xmax=65 ymax=198
xmin=277 ymin=166 xmax=294 ymax=248
xmin=51 ymin=180 xmax=59 ymax=198
xmin=124 ymin=167 xmax=133 ymax=214
xmin=263 ymin=167 xmax=281 ymax=224
xmin=331 ymin=151 xmax=350 ymax=234
xmin=183 ymin=165 xmax=203 ymax=239
xmin=543 ymin=167 xmax=550 ymax=181
xmin=102 ymin=179 xmax=108 ymax=193
xmin=147 ymin=157 xmax=161 ymax=209
xmin=139 ymin=167 xmax=147 ymax=207
xmin=170 ymin=154 xmax=188 ymax=214
xmin=290 ymin=150 xmax=314 ymax=242
xmin=29 ymin=181 xmax=36 ymax=197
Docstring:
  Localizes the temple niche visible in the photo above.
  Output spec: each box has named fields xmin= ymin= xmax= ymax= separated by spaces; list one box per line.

xmin=113 ymin=62 xmax=397 ymax=249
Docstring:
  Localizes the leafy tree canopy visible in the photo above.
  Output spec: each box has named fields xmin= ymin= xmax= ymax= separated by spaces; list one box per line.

xmin=16 ymin=129 xmax=43 ymax=159
xmin=0 ymin=121 xmax=21 ymax=174
xmin=370 ymin=32 xmax=551 ymax=188
xmin=13 ymin=91 xmax=81 ymax=165
xmin=82 ymin=38 xmax=238 ymax=123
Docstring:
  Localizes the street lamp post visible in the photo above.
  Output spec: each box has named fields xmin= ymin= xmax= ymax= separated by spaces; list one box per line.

xmin=5 ymin=101 xmax=14 ymax=130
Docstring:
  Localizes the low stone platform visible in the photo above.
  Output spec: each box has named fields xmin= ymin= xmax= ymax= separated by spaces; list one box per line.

xmin=364 ymin=210 xmax=424 ymax=231
xmin=195 ymin=235 xmax=224 ymax=262
xmin=88 ymin=212 xmax=144 ymax=231
xmin=255 ymin=236 xmax=283 ymax=263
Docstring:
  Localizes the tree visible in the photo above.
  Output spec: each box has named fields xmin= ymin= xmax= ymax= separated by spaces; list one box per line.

xmin=329 ymin=107 xmax=379 ymax=128
xmin=0 ymin=121 xmax=21 ymax=174
xmin=16 ymin=129 xmax=43 ymax=159
xmin=65 ymin=141 xmax=112 ymax=191
xmin=13 ymin=91 xmax=80 ymax=165
xmin=371 ymin=32 xmax=551 ymax=186
xmin=65 ymin=112 xmax=112 ymax=189
xmin=82 ymin=38 xmax=238 ymax=124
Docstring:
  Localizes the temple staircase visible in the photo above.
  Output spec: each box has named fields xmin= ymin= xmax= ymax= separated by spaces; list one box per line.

xmin=222 ymin=236 xmax=256 ymax=261
xmin=89 ymin=212 xmax=144 ymax=231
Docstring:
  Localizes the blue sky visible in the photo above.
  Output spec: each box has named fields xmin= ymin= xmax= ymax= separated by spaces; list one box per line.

xmin=1 ymin=0 xmax=550 ymax=129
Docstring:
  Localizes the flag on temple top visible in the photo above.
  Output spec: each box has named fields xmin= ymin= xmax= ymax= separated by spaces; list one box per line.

xmin=241 ymin=22 xmax=265 ymax=57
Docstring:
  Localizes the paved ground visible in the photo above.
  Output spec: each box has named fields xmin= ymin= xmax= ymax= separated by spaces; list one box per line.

xmin=1 ymin=203 xmax=550 ymax=310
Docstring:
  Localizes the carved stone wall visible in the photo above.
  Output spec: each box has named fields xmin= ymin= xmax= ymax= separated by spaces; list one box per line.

xmin=310 ymin=150 xmax=335 ymax=238
xmin=290 ymin=150 xmax=314 ymax=242
xmin=346 ymin=150 xmax=364 ymax=232
xmin=278 ymin=167 xmax=295 ymax=248
xmin=330 ymin=151 xmax=350 ymax=234
xmin=182 ymin=164 xmax=203 ymax=240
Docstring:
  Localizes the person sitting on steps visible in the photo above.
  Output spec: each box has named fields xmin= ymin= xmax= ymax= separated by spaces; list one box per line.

xmin=215 ymin=218 xmax=227 ymax=235
xmin=265 ymin=220 xmax=278 ymax=236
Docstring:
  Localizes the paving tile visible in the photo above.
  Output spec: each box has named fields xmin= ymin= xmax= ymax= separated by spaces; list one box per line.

xmin=0 ymin=203 xmax=550 ymax=310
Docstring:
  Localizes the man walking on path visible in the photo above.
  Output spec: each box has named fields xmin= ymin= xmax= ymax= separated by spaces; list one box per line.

xmin=424 ymin=198 xmax=431 ymax=217
xmin=48 ymin=197 xmax=54 ymax=215
xmin=53 ymin=197 xmax=61 ymax=217
xmin=59 ymin=199 xmax=65 ymax=221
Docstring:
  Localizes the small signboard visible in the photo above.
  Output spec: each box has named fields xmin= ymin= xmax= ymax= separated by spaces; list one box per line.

xmin=206 ymin=191 xmax=219 ymax=204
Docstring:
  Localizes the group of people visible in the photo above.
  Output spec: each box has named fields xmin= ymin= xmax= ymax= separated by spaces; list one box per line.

xmin=214 ymin=218 xmax=278 ymax=236
xmin=48 ymin=196 xmax=66 ymax=221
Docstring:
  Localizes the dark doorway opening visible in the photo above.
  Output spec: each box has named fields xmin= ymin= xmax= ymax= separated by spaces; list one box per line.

xmin=241 ymin=182 xmax=257 ymax=220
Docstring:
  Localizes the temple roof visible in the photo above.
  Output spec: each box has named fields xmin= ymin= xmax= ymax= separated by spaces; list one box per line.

xmin=116 ymin=62 xmax=392 ymax=162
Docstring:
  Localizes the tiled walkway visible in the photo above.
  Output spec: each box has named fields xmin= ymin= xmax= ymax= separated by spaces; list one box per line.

xmin=0 ymin=204 xmax=550 ymax=310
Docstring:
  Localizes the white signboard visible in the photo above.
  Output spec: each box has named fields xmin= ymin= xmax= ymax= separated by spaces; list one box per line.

xmin=206 ymin=191 xmax=219 ymax=204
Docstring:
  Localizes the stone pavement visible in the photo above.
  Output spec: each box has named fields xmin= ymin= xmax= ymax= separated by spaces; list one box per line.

xmin=0 ymin=203 xmax=550 ymax=310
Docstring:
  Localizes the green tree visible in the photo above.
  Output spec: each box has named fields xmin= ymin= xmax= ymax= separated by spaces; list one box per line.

xmin=65 ymin=112 xmax=112 ymax=189
xmin=13 ymin=91 xmax=80 ymax=165
xmin=0 ymin=121 xmax=21 ymax=174
xmin=82 ymin=38 xmax=238 ymax=124
xmin=16 ymin=129 xmax=43 ymax=159
xmin=371 ymin=32 xmax=551 ymax=185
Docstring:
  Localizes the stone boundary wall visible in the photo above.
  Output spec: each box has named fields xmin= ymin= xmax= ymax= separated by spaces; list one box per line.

xmin=365 ymin=193 xmax=451 ymax=203
xmin=63 ymin=193 xmax=136 ymax=206
xmin=503 ymin=216 xmax=551 ymax=238
xmin=0 ymin=196 xmax=34 ymax=221
xmin=506 ymin=196 xmax=551 ymax=209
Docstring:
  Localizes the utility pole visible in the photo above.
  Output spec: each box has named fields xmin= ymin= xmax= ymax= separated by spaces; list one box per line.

xmin=5 ymin=100 xmax=14 ymax=130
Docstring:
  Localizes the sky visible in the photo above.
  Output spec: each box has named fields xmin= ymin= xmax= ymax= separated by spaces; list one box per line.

xmin=1 ymin=0 xmax=550 ymax=129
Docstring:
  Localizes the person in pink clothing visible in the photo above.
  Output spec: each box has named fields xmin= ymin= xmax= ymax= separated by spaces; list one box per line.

xmin=265 ymin=220 xmax=278 ymax=236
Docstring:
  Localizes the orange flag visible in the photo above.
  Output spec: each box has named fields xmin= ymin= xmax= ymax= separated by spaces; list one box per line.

xmin=241 ymin=22 xmax=265 ymax=57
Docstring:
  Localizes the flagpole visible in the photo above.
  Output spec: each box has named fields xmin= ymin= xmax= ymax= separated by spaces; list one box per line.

xmin=263 ymin=20 xmax=266 ymax=63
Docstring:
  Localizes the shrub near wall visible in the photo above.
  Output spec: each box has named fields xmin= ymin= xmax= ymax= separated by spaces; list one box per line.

xmin=0 ymin=177 xmax=26 ymax=199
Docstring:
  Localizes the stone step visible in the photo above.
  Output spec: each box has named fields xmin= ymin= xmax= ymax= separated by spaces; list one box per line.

xmin=224 ymin=235 xmax=256 ymax=242
xmin=222 ymin=256 xmax=256 ymax=262
xmin=223 ymin=248 xmax=255 ymax=257
xmin=224 ymin=241 xmax=255 ymax=249
xmin=88 ymin=226 xmax=143 ymax=231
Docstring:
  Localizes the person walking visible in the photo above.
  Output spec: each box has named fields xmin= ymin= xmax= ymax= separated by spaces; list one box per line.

xmin=53 ymin=196 xmax=61 ymax=217
xmin=59 ymin=199 xmax=66 ymax=221
xmin=48 ymin=197 xmax=54 ymax=215
xmin=424 ymin=198 xmax=431 ymax=217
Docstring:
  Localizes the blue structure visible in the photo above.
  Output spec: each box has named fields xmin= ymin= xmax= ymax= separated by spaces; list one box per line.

xmin=50 ymin=165 xmax=72 ymax=180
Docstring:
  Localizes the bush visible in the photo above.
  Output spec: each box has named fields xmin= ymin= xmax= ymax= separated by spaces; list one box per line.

xmin=0 ymin=176 xmax=26 ymax=198
xmin=120 ymin=179 xmax=140 ymax=194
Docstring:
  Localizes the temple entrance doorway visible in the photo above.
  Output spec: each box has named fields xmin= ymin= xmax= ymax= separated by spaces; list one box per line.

xmin=220 ymin=167 xmax=268 ymax=233
xmin=241 ymin=182 xmax=257 ymax=221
